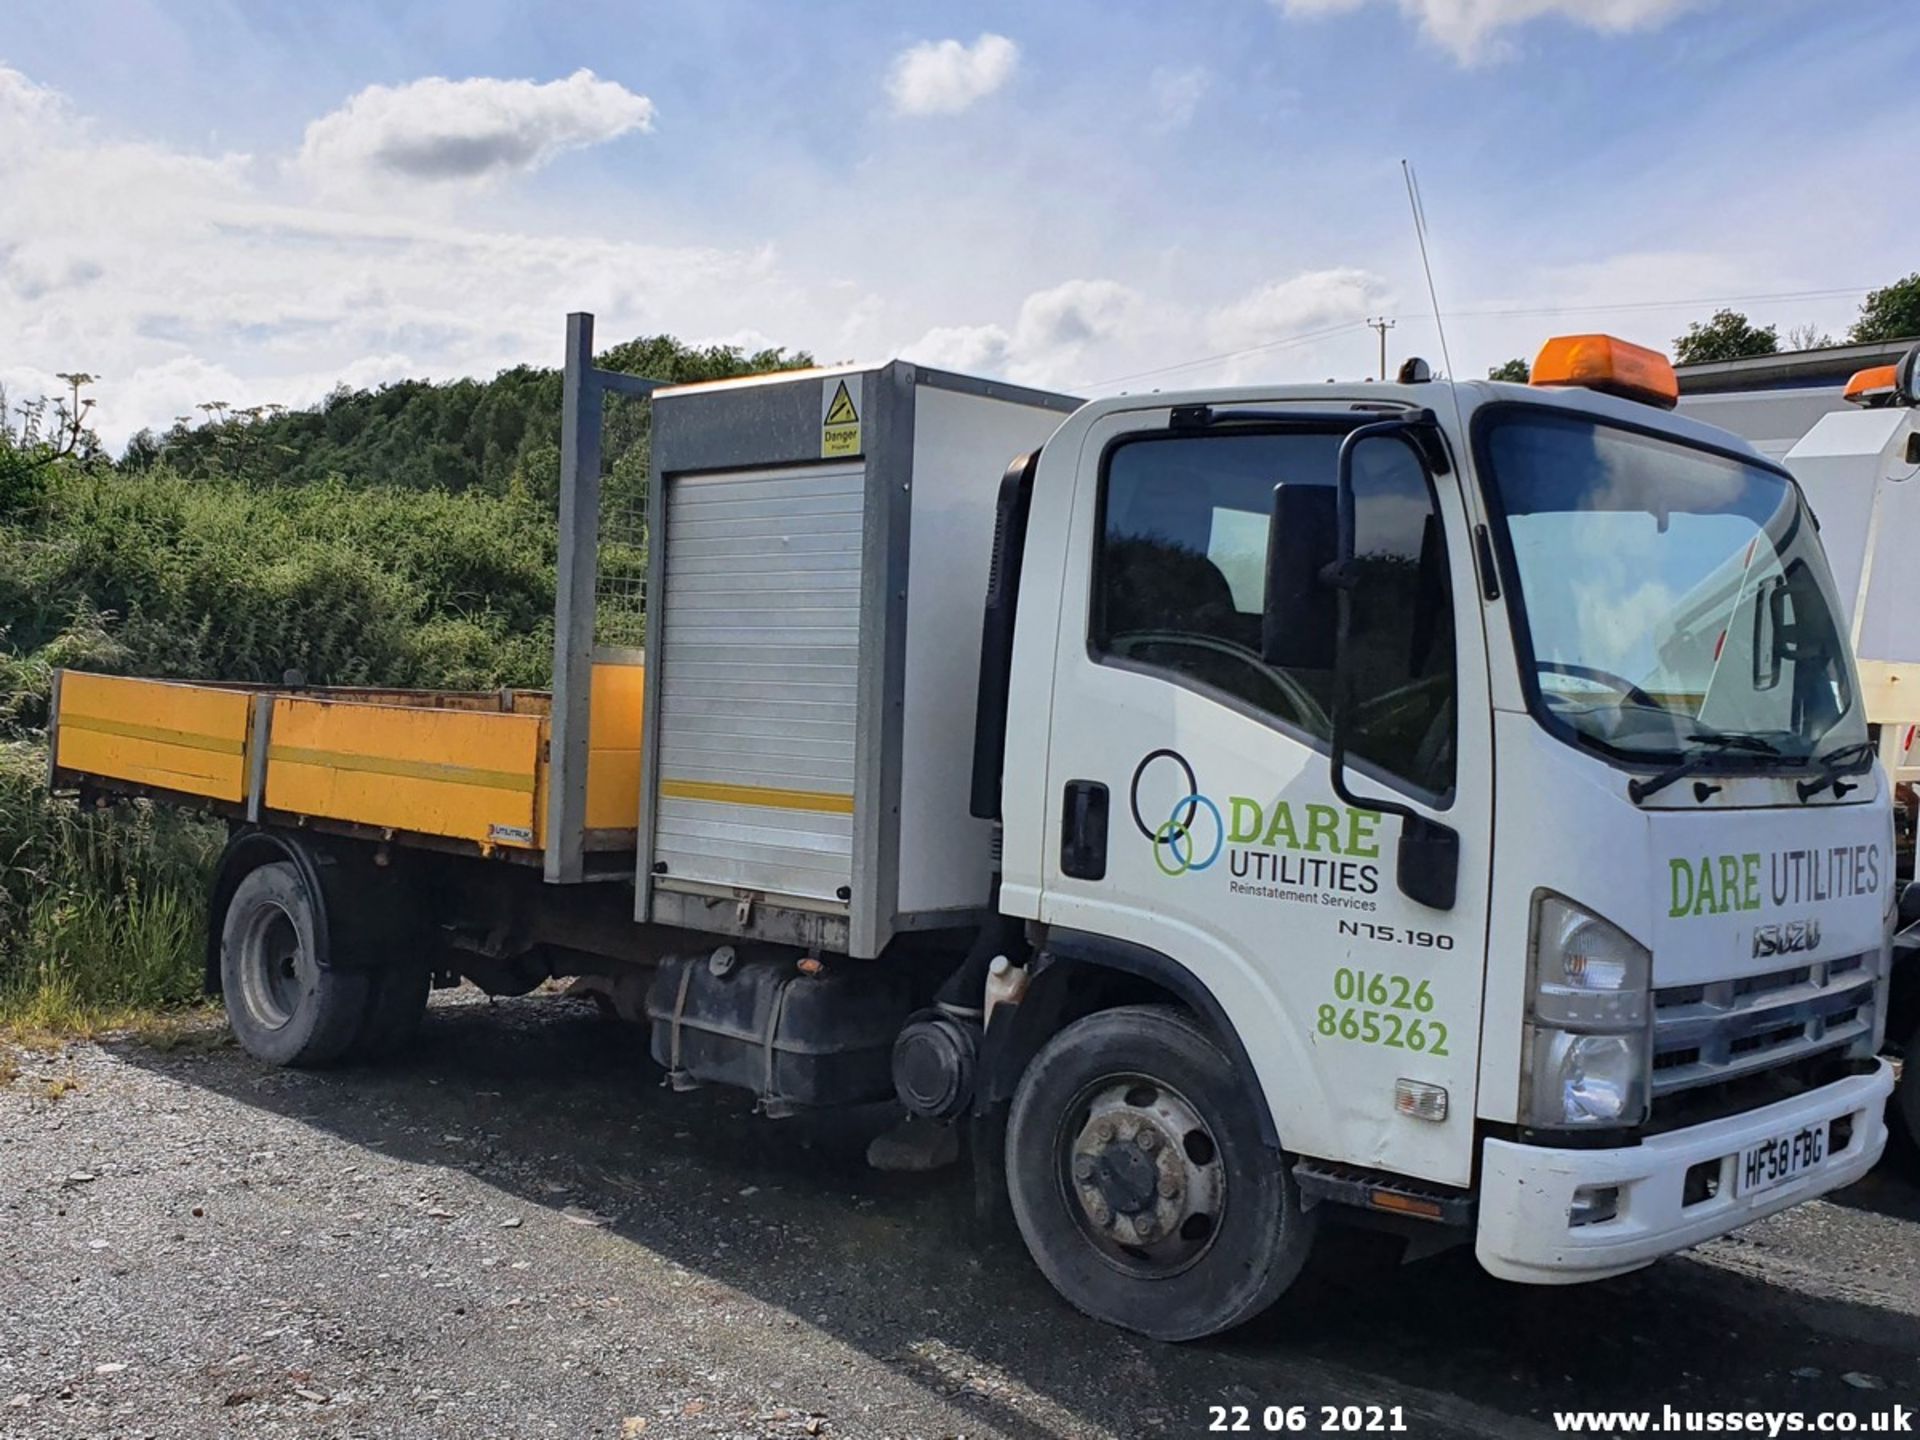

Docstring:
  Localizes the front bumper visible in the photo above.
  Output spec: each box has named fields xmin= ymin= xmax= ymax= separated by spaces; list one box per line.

xmin=1475 ymin=1059 xmax=1893 ymax=1284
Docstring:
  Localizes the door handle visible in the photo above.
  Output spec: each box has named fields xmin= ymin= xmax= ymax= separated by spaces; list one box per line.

xmin=1060 ymin=779 xmax=1110 ymax=881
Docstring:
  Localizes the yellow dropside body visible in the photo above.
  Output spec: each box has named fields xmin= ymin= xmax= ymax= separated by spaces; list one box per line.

xmin=265 ymin=697 xmax=547 ymax=850
xmin=52 ymin=660 xmax=647 ymax=857
xmin=54 ymin=673 xmax=254 ymax=803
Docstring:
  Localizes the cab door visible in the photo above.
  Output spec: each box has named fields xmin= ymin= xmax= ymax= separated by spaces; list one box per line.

xmin=1036 ymin=405 xmax=1495 ymax=1186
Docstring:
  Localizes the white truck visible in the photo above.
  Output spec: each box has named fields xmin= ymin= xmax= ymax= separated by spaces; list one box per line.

xmin=52 ymin=322 xmax=1897 ymax=1341
xmin=1680 ymin=343 xmax=1920 ymax=1158
xmin=1677 ymin=342 xmax=1920 ymax=786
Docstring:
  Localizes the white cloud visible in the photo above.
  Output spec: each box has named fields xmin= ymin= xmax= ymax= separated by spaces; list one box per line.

xmin=1206 ymin=267 xmax=1390 ymax=353
xmin=907 ymin=323 xmax=1013 ymax=376
xmin=906 ymin=270 xmax=1394 ymax=393
xmin=2 ymin=249 xmax=105 ymax=302
xmin=0 ymin=64 xmax=789 ymax=448
xmin=298 ymin=69 xmax=654 ymax=186
xmin=886 ymin=34 xmax=1019 ymax=116
xmin=1016 ymin=279 xmax=1140 ymax=352
xmin=0 ymin=62 xmax=69 ymax=130
xmin=906 ymin=278 xmax=1143 ymax=386
xmin=81 ymin=354 xmax=248 ymax=439
xmin=1150 ymin=66 xmax=1212 ymax=131
xmin=1276 ymin=0 xmax=1701 ymax=62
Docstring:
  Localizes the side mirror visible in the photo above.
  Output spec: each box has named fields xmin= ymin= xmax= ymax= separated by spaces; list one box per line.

xmin=1898 ymin=342 xmax=1920 ymax=407
xmin=1898 ymin=879 xmax=1920 ymax=931
xmin=1767 ymin=580 xmax=1807 ymax=660
xmin=1327 ymin=423 xmax=1459 ymax=912
xmin=1261 ymin=481 xmax=1338 ymax=670
xmin=1751 ymin=575 xmax=1785 ymax=692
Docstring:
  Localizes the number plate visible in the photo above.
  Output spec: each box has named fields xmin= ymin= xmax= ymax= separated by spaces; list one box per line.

xmin=1736 ymin=1124 xmax=1827 ymax=1198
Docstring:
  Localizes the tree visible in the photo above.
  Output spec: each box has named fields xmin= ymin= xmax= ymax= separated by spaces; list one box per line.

xmin=152 ymin=332 xmax=816 ymax=499
xmin=119 ymin=427 xmax=163 ymax=472
xmin=1786 ymin=323 xmax=1834 ymax=352
xmin=1849 ymin=273 xmax=1920 ymax=345
xmin=1487 ymin=358 xmax=1530 ymax=382
xmin=1673 ymin=310 xmax=1778 ymax=365
xmin=0 ymin=372 xmax=98 ymax=513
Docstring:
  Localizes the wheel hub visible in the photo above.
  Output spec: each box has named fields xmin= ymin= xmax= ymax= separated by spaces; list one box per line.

xmin=240 ymin=905 xmax=307 ymax=1031
xmin=1066 ymin=1080 xmax=1224 ymax=1265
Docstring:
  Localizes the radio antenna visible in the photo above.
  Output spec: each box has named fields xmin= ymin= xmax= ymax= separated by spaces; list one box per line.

xmin=1402 ymin=159 xmax=1457 ymax=383
xmin=1402 ymin=159 xmax=1474 ymax=442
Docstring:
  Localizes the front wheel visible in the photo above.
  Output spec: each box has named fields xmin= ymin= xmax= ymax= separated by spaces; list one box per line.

xmin=1894 ymin=1034 xmax=1919 ymax=1172
xmin=1005 ymin=1005 xmax=1316 ymax=1341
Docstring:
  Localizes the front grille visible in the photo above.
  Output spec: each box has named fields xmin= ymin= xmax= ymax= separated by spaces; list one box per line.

xmin=1650 ymin=952 xmax=1876 ymax=1102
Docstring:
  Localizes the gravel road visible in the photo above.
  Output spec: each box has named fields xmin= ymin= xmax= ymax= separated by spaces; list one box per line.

xmin=2 ymin=991 xmax=1916 ymax=1440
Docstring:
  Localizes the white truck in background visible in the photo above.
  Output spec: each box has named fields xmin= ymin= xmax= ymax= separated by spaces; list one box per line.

xmin=53 ymin=323 xmax=1897 ymax=1341
xmin=1680 ymin=343 xmax=1920 ymax=1159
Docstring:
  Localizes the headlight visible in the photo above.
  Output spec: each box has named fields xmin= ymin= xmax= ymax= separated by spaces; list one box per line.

xmin=1526 ymin=1031 xmax=1646 ymax=1126
xmin=1522 ymin=894 xmax=1652 ymax=1130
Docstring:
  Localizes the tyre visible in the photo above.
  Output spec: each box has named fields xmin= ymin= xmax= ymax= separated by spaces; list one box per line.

xmin=219 ymin=861 xmax=369 ymax=1068
xmin=351 ymin=960 xmax=431 ymax=1062
xmin=1005 ymin=1004 xmax=1315 ymax=1341
xmin=1892 ymin=1036 xmax=1919 ymax=1175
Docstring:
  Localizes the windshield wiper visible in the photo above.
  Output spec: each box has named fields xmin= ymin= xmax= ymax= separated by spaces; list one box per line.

xmin=1628 ymin=731 xmax=1788 ymax=804
xmin=1795 ymin=739 xmax=1876 ymax=801
xmin=1687 ymin=731 xmax=1786 ymax=755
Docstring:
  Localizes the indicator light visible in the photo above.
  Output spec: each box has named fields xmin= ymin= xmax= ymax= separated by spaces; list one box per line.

xmin=1394 ymin=1079 xmax=1449 ymax=1122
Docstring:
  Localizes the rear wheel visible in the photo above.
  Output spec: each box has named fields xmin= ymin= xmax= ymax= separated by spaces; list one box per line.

xmin=351 ymin=961 xmax=431 ymax=1061
xmin=220 ymin=861 xmax=369 ymax=1068
xmin=1005 ymin=1005 xmax=1315 ymax=1341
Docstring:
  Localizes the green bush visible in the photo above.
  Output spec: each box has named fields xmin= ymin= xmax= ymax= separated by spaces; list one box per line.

xmin=0 ymin=461 xmax=559 ymax=1031
xmin=0 ymin=741 xmax=222 ymax=1031
xmin=4 ymin=465 xmax=558 ymax=692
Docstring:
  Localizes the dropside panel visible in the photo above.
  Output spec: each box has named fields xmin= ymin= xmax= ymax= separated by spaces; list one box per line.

xmin=54 ymin=673 xmax=253 ymax=803
xmin=265 ymin=697 xmax=544 ymax=850
xmin=584 ymin=659 xmax=646 ymax=838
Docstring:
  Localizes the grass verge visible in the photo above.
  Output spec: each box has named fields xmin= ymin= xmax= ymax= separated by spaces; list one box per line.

xmin=0 ymin=739 xmax=223 ymax=1040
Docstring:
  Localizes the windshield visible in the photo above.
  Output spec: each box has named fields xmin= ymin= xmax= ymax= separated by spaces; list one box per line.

xmin=1480 ymin=409 xmax=1865 ymax=765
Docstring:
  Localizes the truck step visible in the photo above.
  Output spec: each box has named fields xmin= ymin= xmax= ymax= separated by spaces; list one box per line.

xmin=1292 ymin=1160 xmax=1475 ymax=1226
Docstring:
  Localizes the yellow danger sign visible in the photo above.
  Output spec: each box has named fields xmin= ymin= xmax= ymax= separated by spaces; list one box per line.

xmin=821 ymin=376 xmax=861 ymax=457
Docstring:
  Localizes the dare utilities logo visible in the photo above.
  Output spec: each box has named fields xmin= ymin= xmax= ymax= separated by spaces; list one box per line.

xmin=1125 ymin=748 xmax=1386 ymax=909
xmin=1129 ymin=748 xmax=1222 ymax=877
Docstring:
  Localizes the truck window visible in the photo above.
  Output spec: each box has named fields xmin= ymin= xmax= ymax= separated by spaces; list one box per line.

xmin=1092 ymin=430 xmax=1456 ymax=799
xmin=1479 ymin=410 xmax=1864 ymax=766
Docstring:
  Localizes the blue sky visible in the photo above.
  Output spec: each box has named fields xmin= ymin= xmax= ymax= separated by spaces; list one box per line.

xmin=1 ymin=1 xmax=1914 ymax=446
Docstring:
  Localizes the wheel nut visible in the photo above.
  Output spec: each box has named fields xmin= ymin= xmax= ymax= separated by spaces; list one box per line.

xmin=1134 ymin=1214 xmax=1158 ymax=1240
xmin=1136 ymin=1129 xmax=1159 ymax=1153
xmin=1092 ymin=1120 xmax=1114 ymax=1144
xmin=1158 ymin=1176 xmax=1181 ymax=1199
xmin=1073 ymin=1156 xmax=1095 ymax=1183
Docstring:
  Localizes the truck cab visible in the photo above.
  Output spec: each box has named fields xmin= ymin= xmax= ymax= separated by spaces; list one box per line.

xmin=983 ymin=334 xmax=1893 ymax=1332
